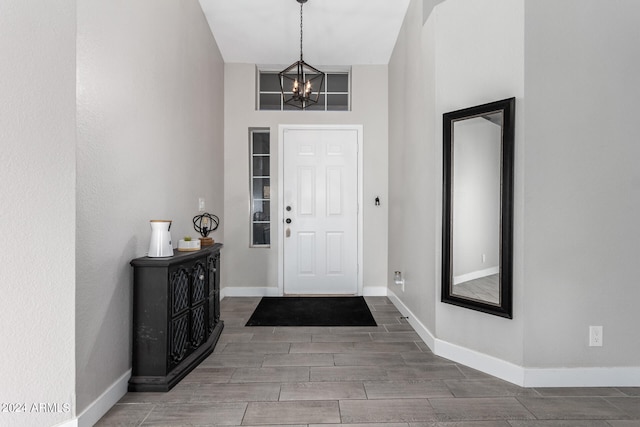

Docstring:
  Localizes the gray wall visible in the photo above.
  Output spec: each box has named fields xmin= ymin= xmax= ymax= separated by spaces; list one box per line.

xmin=431 ymin=0 xmax=525 ymax=366
xmin=389 ymin=0 xmax=640 ymax=376
xmin=0 ymin=1 xmax=76 ymax=426
xmin=76 ymin=0 xmax=225 ymax=415
xmin=390 ymin=0 xmax=526 ymax=366
xmin=523 ymin=0 xmax=640 ymax=368
xmin=388 ymin=0 xmax=438 ymax=335
xmin=222 ymin=64 xmax=389 ymax=295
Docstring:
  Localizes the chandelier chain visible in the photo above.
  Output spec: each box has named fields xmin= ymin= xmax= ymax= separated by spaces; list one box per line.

xmin=279 ymin=0 xmax=323 ymax=110
xmin=299 ymin=1 xmax=304 ymax=61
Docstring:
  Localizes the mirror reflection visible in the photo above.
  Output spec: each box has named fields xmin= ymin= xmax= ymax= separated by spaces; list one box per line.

xmin=451 ymin=112 xmax=502 ymax=305
xmin=442 ymin=97 xmax=514 ymax=318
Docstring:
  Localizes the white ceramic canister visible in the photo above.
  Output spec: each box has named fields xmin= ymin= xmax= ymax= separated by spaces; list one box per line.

xmin=148 ymin=220 xmax=174 ymax=257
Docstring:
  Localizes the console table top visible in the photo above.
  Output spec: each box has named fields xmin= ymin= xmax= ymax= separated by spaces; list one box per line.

xmin=131 ymin=242 xmax=222 ymax=267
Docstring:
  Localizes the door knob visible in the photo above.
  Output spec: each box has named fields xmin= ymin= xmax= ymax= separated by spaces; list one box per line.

xmin=286 ymin=218 xmax=292 ymax=224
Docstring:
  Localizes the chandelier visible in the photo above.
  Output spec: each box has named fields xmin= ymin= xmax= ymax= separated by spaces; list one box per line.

xmin=279 ymin=0 xmax=324 ymax=110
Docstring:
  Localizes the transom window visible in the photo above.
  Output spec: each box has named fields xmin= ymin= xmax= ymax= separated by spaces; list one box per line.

xmin=258 ymin=70 xmax=350 ymax=111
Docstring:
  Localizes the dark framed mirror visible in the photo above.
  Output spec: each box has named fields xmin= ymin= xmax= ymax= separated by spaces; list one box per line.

xmin=442 ymin=97 xmax=515 ymax=318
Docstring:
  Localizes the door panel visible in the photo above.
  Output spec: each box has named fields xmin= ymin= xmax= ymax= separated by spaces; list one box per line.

xmin=326 ymin=232 xmax=345 ymax=275
xmin=298 ymin=167 xmax=315 ymax=215
xmin=326 ymin=167 xmax=343 ymax=216
xmin=283 ymin=129 xmax=358 ymax=295
xmin=297 ymin=232 xmax=316 ymax=275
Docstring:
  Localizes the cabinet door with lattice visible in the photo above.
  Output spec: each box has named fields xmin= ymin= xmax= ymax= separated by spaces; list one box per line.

xmin=190 ymin=261 xmax=207 ymax=347
xmin=168 ymin=267 xmax=191 ymax=369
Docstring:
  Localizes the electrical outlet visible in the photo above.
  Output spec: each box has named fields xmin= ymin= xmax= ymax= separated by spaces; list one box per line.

xmin=589 ymin=326 xmax=603 ymax=347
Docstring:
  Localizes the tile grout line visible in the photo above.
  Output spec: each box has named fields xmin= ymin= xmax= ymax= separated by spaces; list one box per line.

xmin=137 ymin=403 xmax=156 ymax=427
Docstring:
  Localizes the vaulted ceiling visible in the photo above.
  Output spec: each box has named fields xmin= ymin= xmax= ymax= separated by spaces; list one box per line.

xmin=199 ymin=0 xmax=411 ymax=66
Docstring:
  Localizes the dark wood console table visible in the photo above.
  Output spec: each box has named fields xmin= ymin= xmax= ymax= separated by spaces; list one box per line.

xmin=129 ymin=243 xmax=223 ymax=391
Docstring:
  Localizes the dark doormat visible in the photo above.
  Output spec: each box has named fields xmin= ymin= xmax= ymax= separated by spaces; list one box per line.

xmin=245 ymin=296 xmax=377 ymax=327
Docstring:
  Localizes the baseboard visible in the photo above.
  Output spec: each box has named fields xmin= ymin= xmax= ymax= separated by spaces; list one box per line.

xmin=453 ymin=266 xmax=499 ymax=285
xmin=387 ymin=289 xmax=436 ymax=350
xmin=363 ymin=286 xmax=388 ymax=296
xmin=433 ymin=337 xmax=525 ymax=386
xmin=76 ymin=369 xmax=130 ymax=427
xmin=387 ymin=290 xmax=640 ymax=387
xmin=220 ymin=286 xmax=280 ymax=299
xmin=221 ymin=286 xmax=388 ymax=299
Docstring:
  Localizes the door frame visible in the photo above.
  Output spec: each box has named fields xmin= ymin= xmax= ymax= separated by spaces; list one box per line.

xmin=277 ymin=124 xmax=364 ymax=296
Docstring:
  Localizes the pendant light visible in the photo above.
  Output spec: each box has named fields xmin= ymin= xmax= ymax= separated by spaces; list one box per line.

xmin=279 ymin=0 xmax=324 ymax=110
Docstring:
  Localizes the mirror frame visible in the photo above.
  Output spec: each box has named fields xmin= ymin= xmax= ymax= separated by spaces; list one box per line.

xmin=442 ymin=97 xmax=515 ymax=318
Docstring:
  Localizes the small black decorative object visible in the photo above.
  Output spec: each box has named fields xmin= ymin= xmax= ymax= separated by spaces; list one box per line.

xmin=193 ymin=213 xmax=219 ymax=246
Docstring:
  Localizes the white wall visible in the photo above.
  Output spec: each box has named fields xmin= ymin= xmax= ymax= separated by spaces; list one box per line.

xmin=0 ymin=1 xmax=77 ymax=426
xmin=76 ymin=0 xmax=225 ymax=418
xmin=523 ymin=0 xmax=640 ymax=369
xmin=223 ymin=64 xmax=388 ymax=295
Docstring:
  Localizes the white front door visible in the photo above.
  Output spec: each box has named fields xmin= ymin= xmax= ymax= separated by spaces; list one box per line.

xmin=282 ymin=128 xmax=359 ymax=295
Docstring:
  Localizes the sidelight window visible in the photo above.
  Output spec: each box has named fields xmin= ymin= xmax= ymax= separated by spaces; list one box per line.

xmin=250 ymin=129 xmax=271 ymax=247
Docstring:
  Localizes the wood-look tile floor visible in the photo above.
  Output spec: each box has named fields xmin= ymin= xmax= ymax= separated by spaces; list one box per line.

xmin=96 ymin=297 xmax=640 ymax=426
